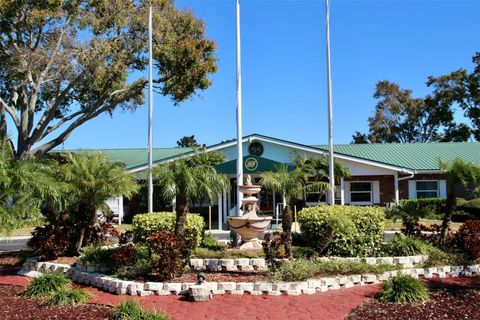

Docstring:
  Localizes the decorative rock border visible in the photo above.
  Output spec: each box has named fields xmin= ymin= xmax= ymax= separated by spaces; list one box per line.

xmin=18 ymin=257 xmax=480 ymax=297
xmin=189 ymin=255 xmax=428 ymax=272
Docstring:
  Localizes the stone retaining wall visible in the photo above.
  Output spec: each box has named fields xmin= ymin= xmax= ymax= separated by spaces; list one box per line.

xmin=18 ymin=257 xmax=479 ymax=297
xmin=189 ymin=255 xmax=428 ymax=272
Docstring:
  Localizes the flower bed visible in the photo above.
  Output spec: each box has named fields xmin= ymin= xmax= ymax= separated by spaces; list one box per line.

xmin=18 ymin=257 xmax=480 ymax=297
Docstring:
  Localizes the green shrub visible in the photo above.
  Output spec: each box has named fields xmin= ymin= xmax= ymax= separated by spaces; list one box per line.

xmin=200 ymin=232 xmax=223 ymax=250
xmin=376 ymin=274 xmax=428 ymax=303
xmin=132 ymin=212 xmax=204 ymax=245
xmin=292 ymin=246 xmax=317 ymax=259
xmin=22 ymin=271 xmax=71 ymax=299
xmin=457 ymin=198 xmax=480 ymax=218
xmin=44 ymin=288 xmax=90 ymax=306
xmin=298 ymin=205 xmax=385 ymax=256
xmin=80 ymin=245 xmax=117 ymax=268
xmin=269 ymin=259 xmax=401 ymax=282
xmin=192 ymin=248 xmax=264 ymax=259
xmin=111 ymin=300 xmax=170 ymax=320
xmin=113 ymin=258 xmax=153 ymax=280
xmin=269 ymin=259 xmax=320 ymax=281
xmin=422 ymin=246 xmax=474 ymax=267
xmin=451 ymin=210 xmax=475 ymax=222
xmin=382 ymin=235 xmax=429 ymax=256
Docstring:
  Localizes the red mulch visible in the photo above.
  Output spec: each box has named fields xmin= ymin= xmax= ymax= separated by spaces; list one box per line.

xmin=0 ymin=284 xmax=112 ymax=320
xmin=167 ymin=271 xmax=268 ymax=283
xmin=3 ymin=252 xmax=479 ymax=320
xmin=345 ymin=276 xmax=480 ymax=320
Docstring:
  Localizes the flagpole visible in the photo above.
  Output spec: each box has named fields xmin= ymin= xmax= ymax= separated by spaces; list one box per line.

xmin=235 ymin=0 xmax=244 ymax=215
xmin=326 ymin=0 xmax=335 ymax=205
xmin=147 ymin=3 xmax=154 ymax=213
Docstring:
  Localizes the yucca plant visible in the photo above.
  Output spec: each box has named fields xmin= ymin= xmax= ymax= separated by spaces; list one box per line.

xmin=376 ymin=274 xmax=429 ymax=303
xmin=382 ymin=235 xmax=429 ymax=256
xmin=44 ymin=287 xmax=90 ymax=306
xmin=111 ymin=300 xmax=170 ymax=320
xmin=22 ymin=272 xmax=71 ymax=299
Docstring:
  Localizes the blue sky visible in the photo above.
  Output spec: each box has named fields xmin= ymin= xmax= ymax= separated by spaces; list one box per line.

xmin=58 ymin=0 xmax=480 ymax=150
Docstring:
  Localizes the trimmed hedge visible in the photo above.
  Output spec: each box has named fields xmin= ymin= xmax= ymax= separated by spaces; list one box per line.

xmin=397 ymin=198 xmax=447 ymax=219
xmin=132 ymin=212 xmax=204 ymax=245
xmin=457 ymin=198 xmax=480 ymax=218
xmin=298 ymin=205 xmax=385 ymax=257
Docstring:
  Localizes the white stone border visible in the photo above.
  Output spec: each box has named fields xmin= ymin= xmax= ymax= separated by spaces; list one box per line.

xmin=18 ymin=257 xmax=479 ymax=297
xmin=189 ymin=255 xmax=428 ymax=272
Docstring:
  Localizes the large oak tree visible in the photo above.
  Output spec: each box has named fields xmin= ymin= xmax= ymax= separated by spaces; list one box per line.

xmin=0 ymin=0 xmax=217 ymax=159
xmin=352 ymin=52 xmax=479 ymax=144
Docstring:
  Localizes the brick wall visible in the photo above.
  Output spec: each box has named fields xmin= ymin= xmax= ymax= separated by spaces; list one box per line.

xmin=346 ymin=175 xmax=395 ymax=205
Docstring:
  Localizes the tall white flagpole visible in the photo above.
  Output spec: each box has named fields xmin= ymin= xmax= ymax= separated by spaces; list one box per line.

xmin=235 ymin=0 xmax=244 ymax=215
xmin=326 ymin=0 xmax=335 ymax=205
xmin=147 ymin=3 xmax=154 ymax=213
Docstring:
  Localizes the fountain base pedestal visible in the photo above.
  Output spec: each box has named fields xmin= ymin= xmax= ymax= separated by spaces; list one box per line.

xmin=238 ymin=239 xmax=263 ymax=250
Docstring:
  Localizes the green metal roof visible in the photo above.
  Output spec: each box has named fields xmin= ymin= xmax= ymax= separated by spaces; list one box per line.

xmin=67 ymin=134 xmax=480 ymax=172
xmin=68 ymin=148 xmax=191 ymax=170
xmin=312 ymin=142 xmax=480 ymax=171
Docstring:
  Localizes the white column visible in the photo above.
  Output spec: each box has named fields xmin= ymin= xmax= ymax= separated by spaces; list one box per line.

xmin=118 ymin=195 xmax=124 ymax=225
xmin=394 ymin=173 xmax=399 ymax=204
xmin=171 ymin=198 xmax=176 ymax=212
xmin=223 ymin=189 xmax=228 ymax=229
xmin=340 ymin=177 xmax=345 ymax=205
xmin=217 ymin=193 xmax=223 ymax=230
xmin=272 ymin=191 xmax=276 ymax=217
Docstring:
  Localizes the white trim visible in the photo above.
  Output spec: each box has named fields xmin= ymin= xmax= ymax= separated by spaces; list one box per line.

xmin=349 ymin=181 xmax=373 ymax=205
xmin=439 ymin=180 xmax=447 ymax=198
xmin=416 ymin=180 xmax=440 ymax=198
xmin=127 ymin=134 xmax=416 ymax=175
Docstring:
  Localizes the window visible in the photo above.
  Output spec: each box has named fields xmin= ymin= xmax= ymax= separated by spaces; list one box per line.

xmin=416 ymin=181 xmax=438 ymax=198
xmin=350 ymin=182 xmax=372 ymax=203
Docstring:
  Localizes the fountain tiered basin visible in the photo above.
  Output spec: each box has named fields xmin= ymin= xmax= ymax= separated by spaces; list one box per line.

xmin=227 ymin=176 xmax=272 ymax=249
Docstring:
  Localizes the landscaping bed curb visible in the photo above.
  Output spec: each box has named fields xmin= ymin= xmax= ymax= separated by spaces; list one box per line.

xmin=18 ymin=257 xmax=480 ymax=297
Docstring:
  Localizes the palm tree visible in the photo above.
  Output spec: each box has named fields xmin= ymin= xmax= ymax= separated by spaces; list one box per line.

xmin=438 ymin=158 xmax=480 ymax=246
xmin=0 ymin=137 xmax=58 ymax=235
xmin=53 ymin=152 xmax=139 ymax=252
xmin=260 ymin=164 xmax=330 ymax=258
xmin=153 ymin=148 xmax=228 ymax=236
xmin=293 ymin=152 xmax=350 ymax=186
xmin=261 ymin=155 xmax=350 ymax=257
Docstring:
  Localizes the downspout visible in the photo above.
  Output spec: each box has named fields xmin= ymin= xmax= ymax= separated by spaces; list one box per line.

xmin=395 ymin=169 xmax=415 ymax=204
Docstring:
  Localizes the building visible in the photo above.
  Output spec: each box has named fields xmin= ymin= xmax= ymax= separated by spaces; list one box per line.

xmin=87 ymin=134 xmax=480 ymax=227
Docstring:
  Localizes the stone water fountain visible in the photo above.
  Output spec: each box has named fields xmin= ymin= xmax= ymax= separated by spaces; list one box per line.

xmin=227 ymin=175 xmax=272 ymax=249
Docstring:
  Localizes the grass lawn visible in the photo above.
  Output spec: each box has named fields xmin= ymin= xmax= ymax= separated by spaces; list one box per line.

xmin=384 ymin=219 xmax=463 ymax=231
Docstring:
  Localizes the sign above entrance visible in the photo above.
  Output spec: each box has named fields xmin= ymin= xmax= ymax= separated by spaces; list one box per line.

xmin=245 ymin=157 xmax=259 ymax=171
xmin=248 ymin=142 xmax=264 ymax=156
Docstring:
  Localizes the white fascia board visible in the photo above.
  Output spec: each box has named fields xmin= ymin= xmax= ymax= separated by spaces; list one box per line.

xmin=414 ymin=170 xmax=442 ymax=174
xmin=128 ymin=134 xmax=415 ymax=175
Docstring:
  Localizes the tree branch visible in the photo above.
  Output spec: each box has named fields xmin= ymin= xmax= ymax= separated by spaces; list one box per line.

xmin=0 ymin=98 xmax=21 ymax=129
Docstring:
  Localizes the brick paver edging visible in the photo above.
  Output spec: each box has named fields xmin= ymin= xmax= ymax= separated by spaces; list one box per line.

xmin=18 ymin=258 xmax=480 ymax=297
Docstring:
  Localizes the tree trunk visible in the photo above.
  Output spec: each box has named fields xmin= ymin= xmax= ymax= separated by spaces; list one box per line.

xmin=439 ymin=184 xmax=456 ymax=246
xmin=282 ymin=205 xmax=293 ymax=258
xmin=174 ymin=193 xmax=189 ymax=237
xmin=74 ymin=204 xmax=96 ymax=253
xmin=316 ymin=227 xmax=335 ymax=255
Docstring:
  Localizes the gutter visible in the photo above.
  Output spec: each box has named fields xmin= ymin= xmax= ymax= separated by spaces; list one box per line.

xmin=398 ymin=169 xmax=415 ymax=181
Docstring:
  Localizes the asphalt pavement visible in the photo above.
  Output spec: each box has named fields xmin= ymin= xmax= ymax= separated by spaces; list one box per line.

xmin=0 ymin=237 xmax=29 ymax=253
